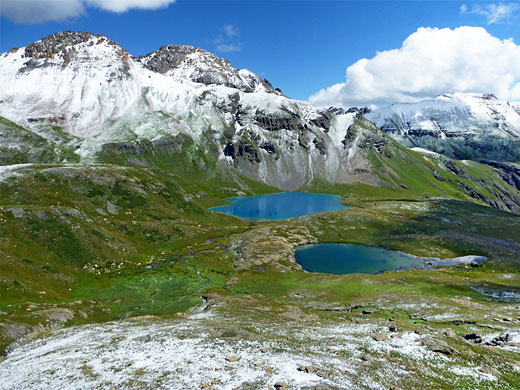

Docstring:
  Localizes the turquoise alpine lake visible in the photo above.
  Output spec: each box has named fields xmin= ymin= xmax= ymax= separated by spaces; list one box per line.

xmin=210 ymin=192 xmax=349 ymax=220
xmin=295 ymin=243 xmax=486 ymax=274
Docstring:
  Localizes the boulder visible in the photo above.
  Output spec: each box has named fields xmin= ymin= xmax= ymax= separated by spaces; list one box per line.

xmin=463 ymin=333 xmax=482 ymax=343
xmin=225 ymin=355 xmax=240 ymax=362
xmin=422 ymin=337 xmax=459 ymax=355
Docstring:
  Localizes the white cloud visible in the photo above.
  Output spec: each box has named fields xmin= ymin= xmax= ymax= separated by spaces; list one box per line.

xmin=215 ymin=43 xmax=241 ymax=53
xmin=1 ymin=0 xmax=85 ymax=23
xmin=309 ymin=26 xmax=520 ymax=108
xmin=222 ymin=24 xmax=239 ymax=38
xmin=87 ymin=0 xmax=175 ymax=13
xmin=0 ymin=0 xmax=176 ymax=23
xmin=461 ymin=2 xmax=519 ymax=24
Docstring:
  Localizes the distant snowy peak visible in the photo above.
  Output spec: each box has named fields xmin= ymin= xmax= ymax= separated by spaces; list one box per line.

xmin=138 ymin=44 xmax=282 ymax=94
xmin=366 ymin=92 xmax=520 ymax=161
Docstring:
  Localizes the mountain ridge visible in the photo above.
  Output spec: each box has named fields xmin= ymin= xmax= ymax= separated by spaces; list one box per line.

xmin=366 ymin=92 xmax=520 ymax=161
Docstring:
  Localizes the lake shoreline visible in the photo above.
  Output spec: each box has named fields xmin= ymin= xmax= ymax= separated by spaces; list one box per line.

xmin=295 ymin=242 xmax=487 ymax=275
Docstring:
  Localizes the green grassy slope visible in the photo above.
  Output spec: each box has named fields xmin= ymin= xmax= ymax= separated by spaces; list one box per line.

xmin=0 ymin=117 xmax=79 ymax=165
xmin=305 ymin=117 xmax=520 ymax=213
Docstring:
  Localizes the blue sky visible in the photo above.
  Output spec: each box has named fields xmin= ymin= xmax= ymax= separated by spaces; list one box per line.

xmin=1 ymin=1 xmax=519 ymax=106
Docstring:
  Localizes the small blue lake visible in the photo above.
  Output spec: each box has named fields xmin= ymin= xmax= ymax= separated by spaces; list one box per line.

xmin=210 ymin=192 xmax=349 ymax=221
xmin=295 ymin=243 xmax=486 ymax=274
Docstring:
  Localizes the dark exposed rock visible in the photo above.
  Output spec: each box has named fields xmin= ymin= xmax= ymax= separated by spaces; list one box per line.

xmin=328 ymin=106 xmax=371 ymax=116
xmin=353 ymin=168 xmax=370 ymax=175
xmin=298 ymin=131 xmax=310 ymax=149
xmin=254 ymin=111 xmax=303 ymax=132
xmin=463 ymin=333 xmax=482 ymax=343
xmin=459 ymin=182 xmax=487 ymax=203
xmin=485 ymin=333 xmax=511 ymax=346
xmin=23 ymin=31 xmax=94 ymax=59
xmin=313 ymin=137 xmax=326 ymax=155
xmin=260 ymin=141 xmax=277 ymax=155
xmin=342 ymin=124 xmax=357 ymax=147
xmin=328 ymin=107 xmax=346 ymax=115
xmin=297 ymin=365 xmax=320 ymax=374
xmin=444 ymin=160 xmax=466 ymax=177
xmin=27 ymin=115 xmax=65 ymax=124
xmin=358 ymin=134 xmax=388 ymax=154
xmin=480 ymin=160 xmax=520 ymax=191
xmin=310 ymin=111 xmax=333 ymax=131
xmin=140 ymin=45 xmax=212 ymax=73
xmin=224 ymin=140 xmax=260 ymax=164
xmin=433 ymin=170 xmax=446 ymax=181
xmin=450 ymin=320 xmax=476 ymax=325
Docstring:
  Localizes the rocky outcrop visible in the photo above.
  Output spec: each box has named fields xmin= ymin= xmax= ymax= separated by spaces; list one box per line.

xmin=254 ymin=111 xmax=303 ymax=132
xmin=329 ymin=106 xmax=371 ymax=116
xmin=229 ymin=225 xmax=316 ymax=270
xmin=224 ymin=140 xmax=261 ymax=164
xmin=480 ymin=160 xmax=520 ymax=191
xmin=23 ymin=31 xmax=94 ymax=59
xmin=310 ymin=111 xmax=333 ymax=131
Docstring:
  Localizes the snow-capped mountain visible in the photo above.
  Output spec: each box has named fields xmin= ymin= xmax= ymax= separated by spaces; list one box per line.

xmin=365 ymin=93 xmax=520 ymax=161
xmin=0 ymin=31 xmax=388 ymax=190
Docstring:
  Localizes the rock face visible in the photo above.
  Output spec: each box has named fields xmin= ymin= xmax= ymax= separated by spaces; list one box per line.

xmin=366 ymin=93 xmax=520 ymax=161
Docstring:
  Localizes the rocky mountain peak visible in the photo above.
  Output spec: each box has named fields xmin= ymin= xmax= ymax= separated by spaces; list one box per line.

xmin=19 ymin=31 xmax=129 ymax=66
xmin=24 ymin=31 xmax=92 ymax=58
xmin=138 ymin=44 xmax=280 ymax=94
xmin=139 ymin=44 xmax=219 ymax=74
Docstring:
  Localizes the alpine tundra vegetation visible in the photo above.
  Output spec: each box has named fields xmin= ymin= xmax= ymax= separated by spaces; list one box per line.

xmin=0 ymin=27 xmax=519 ymax=390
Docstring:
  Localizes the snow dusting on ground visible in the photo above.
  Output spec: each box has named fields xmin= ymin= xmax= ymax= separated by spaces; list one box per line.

xmin=0 ymin=311 xmax=513 ymax=390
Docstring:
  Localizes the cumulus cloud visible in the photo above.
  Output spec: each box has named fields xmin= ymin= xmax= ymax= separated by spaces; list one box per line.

xmin=309 ymin=26 xmax=520 ymax=108
xmin=0 ymin=0 xmax=176 ymax=23
xmin=1 ymin=0 xmax=85 ymax=23
xmin=461 ymin=2 xmax=519 ymax=24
